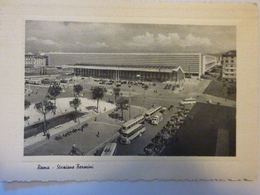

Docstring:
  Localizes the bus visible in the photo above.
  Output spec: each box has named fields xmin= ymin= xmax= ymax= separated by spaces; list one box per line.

xmin=121 ymin=114 xmax=145 ymax=131
xmin=150 ymin=112 xmax=163 ymax=125
xmin=179 ymin=99 xmax=196 ymax=105
xmin=101 ymin=143 xmax=117 ymax=156
xmin=144 ymin=106 xmax=162 ymax=120
xmin=119 ymin=124 xmax=146 ymax=145
xmin=183 ymin=97 xmax=196 ymax=101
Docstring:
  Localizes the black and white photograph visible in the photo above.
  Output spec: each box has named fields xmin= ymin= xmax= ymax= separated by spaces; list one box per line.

xmin=0 ymin=0 xmax=258 ymax=184
xmin=24 ymin=21 xmax=236 ymax=157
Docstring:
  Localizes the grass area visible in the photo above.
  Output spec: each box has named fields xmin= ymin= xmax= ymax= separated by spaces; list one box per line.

xmin=203 ymin=80 xmax=236 ymax=101
xmin=24 ymin=111 xmax=85 ymax=139
xmin=162 ymin=102 xmax=236 ymax=156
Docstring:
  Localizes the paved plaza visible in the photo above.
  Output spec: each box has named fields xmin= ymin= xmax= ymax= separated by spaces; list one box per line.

xmin=24 ymin=76 xmax=236 ymax=156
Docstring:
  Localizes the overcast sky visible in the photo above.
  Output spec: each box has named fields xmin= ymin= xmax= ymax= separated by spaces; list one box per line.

xmin=25 ymin=21 xmax=236 ymax=54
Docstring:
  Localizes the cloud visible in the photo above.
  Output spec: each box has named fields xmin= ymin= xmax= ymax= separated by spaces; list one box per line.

xmin=26 ymin=36 xmax=57 ymax=45
xmin=156 ymin=33 xmax=180 ymax=45
xmin=42 ymin=39 xmax=56 ymax=45
xmin=89 ymin=42 xmax=109 ymax=48
xmin=180 ymin=34 xmax=212 ymax=47
xmin=129 ymin=32 xmax=212 ymax=50
xmin=27 ymin=36 xmax=38 ymax=41
xmin=132 ymin=32 xmax=155 ymax=45
xmin=156 ymin=33 xmax=212 ymax=48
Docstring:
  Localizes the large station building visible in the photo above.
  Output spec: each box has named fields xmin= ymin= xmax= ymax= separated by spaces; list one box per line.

xmin=65 ymin=53 xmax=218 ymax=82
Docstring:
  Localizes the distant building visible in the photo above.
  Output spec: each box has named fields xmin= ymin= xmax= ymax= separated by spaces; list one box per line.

xmin=222 ymin=50 xmax=236 ymax=82
xmin=25 ymin=53 xmax=49 ymax=68
xmin=64 ymin=53 xmax=218 ymax=82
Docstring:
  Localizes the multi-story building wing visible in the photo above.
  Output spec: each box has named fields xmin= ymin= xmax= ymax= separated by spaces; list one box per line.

xmin=222 ymin=50 xmax=236 ymax=82
xmin=25 ymin=53 xmax=49 ymax=68
xmin=25 ymin=53 xmax=36 ymax=68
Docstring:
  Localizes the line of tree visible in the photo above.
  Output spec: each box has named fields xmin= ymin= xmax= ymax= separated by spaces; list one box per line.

xmin=33 ymin=84 xmax=62 ymax=135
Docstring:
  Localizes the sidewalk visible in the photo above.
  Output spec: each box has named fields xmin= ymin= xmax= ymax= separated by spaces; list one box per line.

xmin=24 ymin=112 xmax=95 ymax=148
xmin=24 ymin=97 xmax=115 ymax=127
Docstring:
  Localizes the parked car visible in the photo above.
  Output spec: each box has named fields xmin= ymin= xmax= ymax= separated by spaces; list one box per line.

xmin=168 ymin=105 xmax=174 ymax=111
xmin=107 ymin=99 xmax=114 ymax=104
xmin=154 ymin=143 xmax=165 ymax=153
xmin=152 ymin=135 xmax=162 ymax=144
xmin=144 ymin=143 xmax=155 ymax=154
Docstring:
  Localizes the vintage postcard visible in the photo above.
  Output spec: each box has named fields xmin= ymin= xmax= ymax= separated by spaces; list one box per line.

xmin=0 ymin=1 xmax=258 ymax=181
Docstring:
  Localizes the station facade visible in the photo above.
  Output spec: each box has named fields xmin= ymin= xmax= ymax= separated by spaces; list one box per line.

xmin=65 ymin=53 xmax=217 ymax=82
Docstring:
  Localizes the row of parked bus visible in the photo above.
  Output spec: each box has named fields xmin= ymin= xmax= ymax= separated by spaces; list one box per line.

xmin=100 ymin=97 xmax=196 ymax=155
xmin=118 ymin=106 xmax=164 ymax=145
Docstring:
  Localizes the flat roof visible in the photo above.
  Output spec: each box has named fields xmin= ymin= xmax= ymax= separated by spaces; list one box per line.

xmin=66 ymin=64 xmax=186 ymax=73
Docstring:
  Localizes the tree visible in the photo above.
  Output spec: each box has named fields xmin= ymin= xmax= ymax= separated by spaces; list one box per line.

xmin=113 ymin=87 xmax=121 ymax=103
xmin=47 ymin=84 xmax=62 ymax=115
xmin=116 ymin=97 xmax=129 ymax=120
xmin=34 ymin=99 xmax=56 ymax=135
xmin=69 ymin=98 xmax=81 ymax=112
xmin=24 ymin=99 xmax=31 ymax=110
xmin=73 ymin=84 xmax=83 ymax=98
xmin=92 ymin=86 xmax=106 ymax=113
xmin=69 ymin=84 xmax=83 ymax=112
xmin=24 ymin=100 xmax=31 ymax=124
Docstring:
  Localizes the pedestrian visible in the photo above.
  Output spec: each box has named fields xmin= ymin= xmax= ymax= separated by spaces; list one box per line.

xmin=96 ymin=131 xmax=100 ymax=137
xmin=46 ymin=132 xmax=50 ymax=139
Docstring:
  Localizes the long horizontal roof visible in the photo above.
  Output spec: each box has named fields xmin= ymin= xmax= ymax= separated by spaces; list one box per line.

xmin=66 ymin=64 xmax=185 ymax=73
